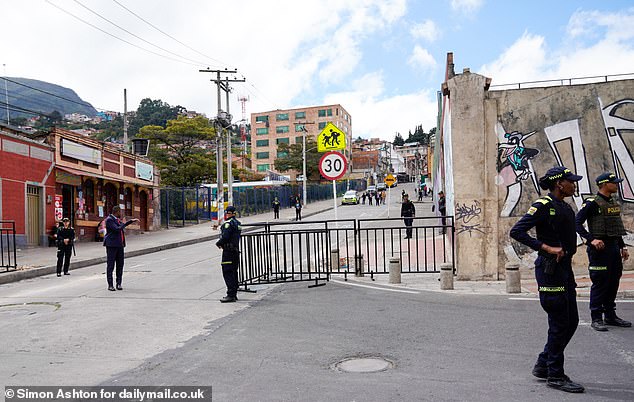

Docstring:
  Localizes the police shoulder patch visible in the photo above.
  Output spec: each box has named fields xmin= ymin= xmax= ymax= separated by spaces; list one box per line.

xmin=527 ymin=206 xmax=538 ymax=215
xmin=224 ymin=223 xmax=230 ymax=228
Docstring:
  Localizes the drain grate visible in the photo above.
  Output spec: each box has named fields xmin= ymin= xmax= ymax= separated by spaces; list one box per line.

xmin=333 ymin=356 xmax=394 ymax=373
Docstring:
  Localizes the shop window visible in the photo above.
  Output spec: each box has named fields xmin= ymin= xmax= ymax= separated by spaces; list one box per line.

xmin=84 ymin=180 xmax=95 ymax=213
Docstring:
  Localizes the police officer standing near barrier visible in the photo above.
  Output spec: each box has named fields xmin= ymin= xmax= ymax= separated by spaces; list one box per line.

xmin=510 ymin=166 xmax=585 ymax=393
xmin=401 ymin=194 xmax=415 ymax=239
xmin=575 ymin=172 xmax=631 ymax=331
xmin=216 ymin=206 xmax=241 ymax=303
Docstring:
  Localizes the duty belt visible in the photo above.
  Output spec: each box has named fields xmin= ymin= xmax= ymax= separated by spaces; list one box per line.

xmin=538 ymin=286 xmax=566 ymax=292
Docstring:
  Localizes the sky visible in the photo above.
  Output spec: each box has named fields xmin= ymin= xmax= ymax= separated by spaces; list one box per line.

xmin=2 ymin=0 xmax=634 ymax=141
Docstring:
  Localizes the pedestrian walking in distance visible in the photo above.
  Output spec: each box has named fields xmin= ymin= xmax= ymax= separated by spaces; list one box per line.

xmin=103 ymin=206 xmax=139 ymax=291
xmin=295 ymin=199 xmax=302 ymax=221
xmin=272 ymin=197 xmax=281 ymax=219
xmin=510 ymin=166 xmax=585 ymax=393
xmin=216 ymin=206 xmax=241 ymax=303
xmin=401 ymin=194 xmax=415 ymax=239
xmin=55 ymin=217 xmax=75 ymax=276
xmin=575 ymin=172 xmax=631 ymax=331
xmin=362 ymin=192 xmax=367 ymax=204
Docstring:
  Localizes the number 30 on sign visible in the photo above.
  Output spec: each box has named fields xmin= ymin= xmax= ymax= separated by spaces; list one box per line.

xmin=319 ymin=151 xmax=348 ymax=180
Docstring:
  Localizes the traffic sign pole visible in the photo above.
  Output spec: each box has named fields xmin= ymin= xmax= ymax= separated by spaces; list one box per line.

xmin=333 ymin=180 xmax=337 ymax=221
xmin=387 ymin=186 xmax=391 ymax=218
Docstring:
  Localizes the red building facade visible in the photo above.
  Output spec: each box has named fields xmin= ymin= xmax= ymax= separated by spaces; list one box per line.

xmin=0 ymin=125 xmax=56 ymax=247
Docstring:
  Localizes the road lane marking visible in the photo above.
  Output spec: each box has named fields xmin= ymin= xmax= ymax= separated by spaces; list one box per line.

xmin=332 ymin=279 xmax=420 ymax=294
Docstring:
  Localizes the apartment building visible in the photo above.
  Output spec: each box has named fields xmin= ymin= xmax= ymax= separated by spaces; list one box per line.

xmin=250 ymin=104 xmax=352 ymax=180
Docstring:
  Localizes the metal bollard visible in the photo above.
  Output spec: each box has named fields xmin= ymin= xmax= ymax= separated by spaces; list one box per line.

xmin=355 ymin=254 xmax=364 ymax=277
xmin=505 ymin=262 xmax=521 ymax=293
xmin=440 ymin=262 xmax=453 ymax=290
xmin=389 ymin=257 xmax=401 ymax=284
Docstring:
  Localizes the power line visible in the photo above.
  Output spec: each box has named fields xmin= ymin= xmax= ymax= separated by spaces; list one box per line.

xmin=72 ymin=0 xmax=210 ymax=67
xmin=0 ymin=101 xmax=52 ymax=117
xmin=110 ymin=0 xmax=231 ymax=69
xmin=45 ymin=0 xmax=202 ymax=67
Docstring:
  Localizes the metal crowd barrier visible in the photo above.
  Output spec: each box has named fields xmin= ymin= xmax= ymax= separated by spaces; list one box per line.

xmin=237 ymin=216 xmax=454 ymax=288
xmin=0 ymin=221 xmax=17 ymax=272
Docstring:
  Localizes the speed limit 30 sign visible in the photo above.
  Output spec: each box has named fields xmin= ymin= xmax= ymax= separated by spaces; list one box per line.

xmin=319 ymin=151 xmax=348 ymax=180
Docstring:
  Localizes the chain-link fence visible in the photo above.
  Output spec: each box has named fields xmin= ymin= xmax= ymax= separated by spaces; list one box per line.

xmin=160 ymin=180 xmax=365 ymax=227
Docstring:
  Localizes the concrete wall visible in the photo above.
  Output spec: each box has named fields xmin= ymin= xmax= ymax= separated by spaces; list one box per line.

xmin=442 ymin=71 xmax=634 ymax=279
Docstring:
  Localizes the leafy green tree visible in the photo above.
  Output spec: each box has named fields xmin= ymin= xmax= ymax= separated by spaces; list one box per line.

xmin=273 ymin=137 xmax=322 ymax=180
xmin=138 ymin=115 xmax=217 ymax=186
xmin=129 ymin=98 xmax=185 ymax=137
xmin=393 ymin=132 xmax=405 ymax=146
xmin=94 ymin=115 xmax=124 ymax=141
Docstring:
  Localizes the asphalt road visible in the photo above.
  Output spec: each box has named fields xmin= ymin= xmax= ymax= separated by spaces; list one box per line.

xmin=3 ymin=185 xmax=631 ymax=401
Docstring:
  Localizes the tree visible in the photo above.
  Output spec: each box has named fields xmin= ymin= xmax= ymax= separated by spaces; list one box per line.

xmin=94 ymin=115 xmax=124 ymax=141
xmin=137 ymin=115 xmax=217 ymax=186
xmin=273 ymin=137 xmax=322 ymax=180
xmin=393 ymin=132 xmax=405 ymax=146
xmin=128 ymin=98 xmax=185 ymax=137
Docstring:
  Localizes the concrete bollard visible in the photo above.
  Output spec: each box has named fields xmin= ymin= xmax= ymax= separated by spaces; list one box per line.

xmin=505 ymin=262 xmax=521 ymax=294
xmin=389 ymin=257 xmax=401 ymax=284
xmin=331 ymin=249 xmax=339 ymax=271
xmin=440 ymin=263 xmax=454 ymax=290
xmin=355 ymin=254 xmax=364 ymax=277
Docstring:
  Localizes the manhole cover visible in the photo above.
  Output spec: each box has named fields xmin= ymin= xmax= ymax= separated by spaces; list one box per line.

xmin=333 ymin=357 xmax=394 ymax=373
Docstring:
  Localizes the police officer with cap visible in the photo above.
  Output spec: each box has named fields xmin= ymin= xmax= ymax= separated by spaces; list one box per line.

xmin=575 ymin=172 xmax=631 ymax=331
xmin=216 ymin=206 xmax=241 ymax=303
xmin=510 ymin=166 xmax=585 ymax=393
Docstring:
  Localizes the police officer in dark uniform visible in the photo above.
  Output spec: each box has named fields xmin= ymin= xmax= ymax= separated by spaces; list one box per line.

xmin=401 ymin=194 xmax=416 ymax=239
xmin=510 ymin=166 xmax=584 ymax=393
xmin=216 ymin=206 xmax=241 ymax=303
xmin=575 ymin=172 xmax=631 ymax=331
xmin=55 ymin=217 xmax=75 ymax=277
xmin=272 ymin=197 xmax=281 ymax=219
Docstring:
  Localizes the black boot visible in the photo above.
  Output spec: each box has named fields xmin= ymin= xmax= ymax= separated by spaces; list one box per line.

xmin=605 ymin=316 xmax=632 ymax=327
xmin=547 ymin=375 xmax=585 ymax=393
xmin=591 ymin=319 xmax=609 ymax=331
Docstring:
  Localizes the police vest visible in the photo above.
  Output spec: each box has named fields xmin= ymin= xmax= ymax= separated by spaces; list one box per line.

xmin=587 ymin=194 xmax=626 ymax=237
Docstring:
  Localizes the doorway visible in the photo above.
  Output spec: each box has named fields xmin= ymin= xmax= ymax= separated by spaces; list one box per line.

xmin=139 ymin=190 xmax=148 ymax=231
xmin=26 ymin=185 xmax=41 ymax=246
xmin=103 ymin=183 xmax=118 ymax=216
xmin=61 ymin=185 xmax=74 ymax=226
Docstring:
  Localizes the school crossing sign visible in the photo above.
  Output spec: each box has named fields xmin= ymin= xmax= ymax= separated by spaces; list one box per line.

xmin=317 ymin=122 xmax=347 ymax=152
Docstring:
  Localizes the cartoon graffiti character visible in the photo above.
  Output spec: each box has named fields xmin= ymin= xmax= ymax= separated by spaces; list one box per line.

xmin=498 ymin=131 xmax=540 ymax=182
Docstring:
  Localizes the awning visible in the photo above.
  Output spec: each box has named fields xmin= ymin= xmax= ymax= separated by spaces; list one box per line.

xmin=56 ymin=165 xmax=156 ymax=187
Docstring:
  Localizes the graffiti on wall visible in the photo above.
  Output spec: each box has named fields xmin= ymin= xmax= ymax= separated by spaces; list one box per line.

xmin=599 ymin=98 xmax=634 ymax=202
xmin=496 ymin=123 xmax=540 ymax=217
xmin=455 ymin=200 xmax=487 ymax=236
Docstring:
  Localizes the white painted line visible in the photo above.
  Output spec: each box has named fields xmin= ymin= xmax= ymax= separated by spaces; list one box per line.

xmin=332 ymin=279 xmax=420 ymax=294
xmin=128 ymin=264 xmax=144 ymax=269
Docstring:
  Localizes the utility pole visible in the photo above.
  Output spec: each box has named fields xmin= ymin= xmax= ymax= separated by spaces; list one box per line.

xmin=199 ymin=68 xmax=244 ymax=227
xmin=295 ymin=121 xmax=315 ymax=207
xmin=224 ymin=78 xmax=233 ymax=205
xmin=123 ymin=88 xmax=128 ymax=152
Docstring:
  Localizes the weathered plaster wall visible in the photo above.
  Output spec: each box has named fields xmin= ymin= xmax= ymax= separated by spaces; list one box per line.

xmin=444 ymin=72 xmax=634 ymax=279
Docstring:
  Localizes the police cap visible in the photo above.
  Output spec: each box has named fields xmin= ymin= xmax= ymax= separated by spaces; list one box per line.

xmin=596 ymin=172 xmax=623 ymax=185
xmin=544 ymin=166 xmax=582 ymax=182
xmin=225 ymin=206 xmax=237 ymax=213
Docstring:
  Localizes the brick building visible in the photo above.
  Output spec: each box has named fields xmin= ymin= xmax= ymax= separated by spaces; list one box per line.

xmin=250 ymin=104 xmax=352 ymax=180
xmin=0 ymin=124 xmax=56 ymax=247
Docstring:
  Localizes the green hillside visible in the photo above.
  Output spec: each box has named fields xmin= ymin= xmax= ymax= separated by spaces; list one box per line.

xmin=0 ymin=77 xmax=97 ymax=120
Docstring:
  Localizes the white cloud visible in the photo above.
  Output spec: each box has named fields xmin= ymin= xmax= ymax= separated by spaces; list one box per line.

xmin=479 ymin=8 xmax=634 ymax=86
xmin=323 ymin=71 xmax=438 ymax=141
xmin=408 ymin=46 xmax=437 ymax=71
xmin=450 ymin=0 xmax=483 ymax=14
xmin=410 ymin=20 xmax=440 ymax=42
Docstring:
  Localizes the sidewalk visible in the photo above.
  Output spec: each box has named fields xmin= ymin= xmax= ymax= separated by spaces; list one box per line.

xmin=0 ymin=197 xmax=337 ymax=285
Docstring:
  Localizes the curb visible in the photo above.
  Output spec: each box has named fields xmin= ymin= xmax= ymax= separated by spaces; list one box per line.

xmin=0 ymin=206 xmax=333 ymax=286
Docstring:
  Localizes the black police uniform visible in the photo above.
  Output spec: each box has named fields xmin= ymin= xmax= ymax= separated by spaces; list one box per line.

xmin=56 ymin=224 xmax=75 ymax=276
xmin=272 ymin=199 xmax=281 ymax=219
xmin=401 ymin=199 xmax=416 ymax=238
xmin=510 ymin=193 xmax=579 ymax=379
xmin=216 ymin=215 xmax=242 ymax=300
xmin=576 ymin=192 xmax=629 ymax=326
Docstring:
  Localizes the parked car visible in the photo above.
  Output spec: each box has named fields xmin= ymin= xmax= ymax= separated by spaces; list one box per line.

xmin=377 ymin=183 xmax=387 ymax=191
xmin=342 ymin=190 xmax=360 ymax=205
